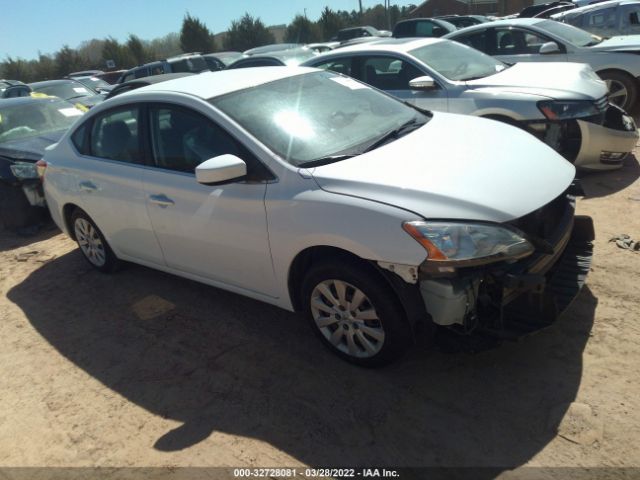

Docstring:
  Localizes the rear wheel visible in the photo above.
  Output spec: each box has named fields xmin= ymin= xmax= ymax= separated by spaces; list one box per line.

xmin=71 ymin=209 xmax=120 ymax=273
xmin=301 ymin=261 xmax=412 ymax=367
xmin=599 ymin=71 xmax=637 ymax=111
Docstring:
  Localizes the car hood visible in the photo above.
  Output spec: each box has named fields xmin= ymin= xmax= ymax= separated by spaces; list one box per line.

xmin=587 ymin=35 xmax=640 ymax=52
xmin=0 ymin=130 xmax=64 ymax=163
xmin=466 ymin=62 xmax=607 ymax=99
xmin=309 ymin=113 xmax=575 ymax=223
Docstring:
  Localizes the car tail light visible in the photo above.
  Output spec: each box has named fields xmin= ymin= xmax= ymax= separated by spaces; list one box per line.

xmin=36 ymin=159 xmax=47 ymax=181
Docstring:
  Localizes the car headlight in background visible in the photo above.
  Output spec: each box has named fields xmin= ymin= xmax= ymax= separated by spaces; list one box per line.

xmin=403 ymin=221 xmax=535 ymax=270
xmin=538 ymin=100 xmax=600 ymax=121
xmin=9 ymin=162 xmax=39 ymax=180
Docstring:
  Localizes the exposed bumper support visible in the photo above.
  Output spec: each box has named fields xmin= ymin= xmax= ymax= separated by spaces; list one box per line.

xmin=418 ymin=216 xmax=594 ymax=338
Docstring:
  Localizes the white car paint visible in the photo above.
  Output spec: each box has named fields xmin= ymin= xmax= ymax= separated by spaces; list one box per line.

xmin=43 ymin=68 xmax=577 ymax=341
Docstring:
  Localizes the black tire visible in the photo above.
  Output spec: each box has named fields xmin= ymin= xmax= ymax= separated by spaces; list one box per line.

xmin=301 ymin=260 xmax=413 ymax=367
xmin=598 ymin=71 xmax=638 ymax=112
xmin=70 ymin=208 xmax=120 ymax=273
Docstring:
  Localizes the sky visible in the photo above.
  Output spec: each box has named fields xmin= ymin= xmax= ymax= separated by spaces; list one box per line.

xmin=1 ymin=0 xmax=417 ymax=60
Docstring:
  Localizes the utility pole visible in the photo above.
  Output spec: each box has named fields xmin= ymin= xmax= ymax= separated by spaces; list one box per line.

xmin=359 ymin=0 xmax=363 ymax=18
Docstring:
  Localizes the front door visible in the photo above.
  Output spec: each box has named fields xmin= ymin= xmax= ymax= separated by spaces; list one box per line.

xmin=141 ymin=103 xmax=277 ymax=297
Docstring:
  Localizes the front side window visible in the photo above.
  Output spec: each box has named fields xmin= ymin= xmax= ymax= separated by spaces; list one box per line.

xmin=361 ymin=56 xmax=424 ymax=90
xmin=90 ymin=107 xmax=142 ymax=163
xmin=537 ymin=19 xmax=601 ymax=46
xmin=149 ymin=106 xmax=242 ymax=174
xmin=211 ymin=71 xmax=427 ymax=166
xmin=494 ymin=28 xmax=552 ymax=55
xmin=584 ymin=7 xmax=618 ymax=30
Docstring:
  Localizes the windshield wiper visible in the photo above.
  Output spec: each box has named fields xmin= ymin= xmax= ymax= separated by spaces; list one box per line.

xmin=297 ymin=154 xmax=357 ymax=168
xmin=362 ymin=118 xmax=426 ymax=153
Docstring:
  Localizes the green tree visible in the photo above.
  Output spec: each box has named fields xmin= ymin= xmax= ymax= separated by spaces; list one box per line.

xmin=55 ymin=45 xmax=83 ymax=77
xmin=317 ymin=7 xmax=346 ymax=41
xmin=149 ymin=32 xmax=182 ymax=59
xmin=223 ymin=13 xmax=275 ymax=52
xmin=180 ymin=13 xmax=215 ymax=54
xmin=1 ymin=57 xmax=31 ymax=81
xmin=127 ymin=34 xmax=153 ymax=65
xmin=285 ymin=14 xmax=321 ymax=43
xmin=102 ymin=37 xmax=134 ymax=69
xmin=33 ymin=54 xmax=57 ymax=81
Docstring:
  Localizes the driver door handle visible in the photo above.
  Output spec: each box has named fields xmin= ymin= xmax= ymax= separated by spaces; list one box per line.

xmin=149 ymin=194 xmax=175 ymax=207
xmin=79 ymin=181 xmax=98 ymax=192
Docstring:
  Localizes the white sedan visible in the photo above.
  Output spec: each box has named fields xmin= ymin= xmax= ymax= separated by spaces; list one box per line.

xmin=42 ymin=68 xmax=592 ymax=366
xmin=445 ymin=18 xmax=640 ymax=110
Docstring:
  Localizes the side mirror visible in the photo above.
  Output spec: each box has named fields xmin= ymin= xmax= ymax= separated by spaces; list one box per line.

xmin=196 ymin=154 xmax=247 ymax=185
xmin=409 ymin=75 xmax=436 ymax=90
xmin=539 ymin=41 xmax=560 ymax=54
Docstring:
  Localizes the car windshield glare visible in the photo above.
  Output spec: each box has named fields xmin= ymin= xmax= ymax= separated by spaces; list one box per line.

xmin=537 ymin=19 xmax=602 ymax=46
xmin=210 ymin=71 xmax=426 ymax=166
xmin=34 ymin=82 xmax=93 ymax=100
xmin=0 ymin=100 xmax=83 ymax=144
xmin=409 ymin=41 xmax=506 ymax=81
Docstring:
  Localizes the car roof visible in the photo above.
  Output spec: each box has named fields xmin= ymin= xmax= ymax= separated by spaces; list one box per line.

xmin=320 ymin=37 xmax=443 ymax=54
xmin=121 ymin=67 xmax=318 ymax=99
xmin=447 ymin=17 xmax=546 ymax=35
xmin=28 ymin=79 xmax=82 ymax=87
xmin=555 ymin=0 xmax=631 ymax=16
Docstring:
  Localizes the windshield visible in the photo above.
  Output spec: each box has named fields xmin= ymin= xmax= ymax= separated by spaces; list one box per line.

xmin=76 ymin=77 xmax=111 ymax=91
xmin=537 ymin=19 xmax=602 ymax=46
xmin=410 ymin=41 xmax=507 ymax=81
xmin=32 ymin=82 xmax=93 ymax=100
xmin=0 ymin=99 xmax=83 ymax=144
xmin=211 ymin=71 xmax=427 ymax=166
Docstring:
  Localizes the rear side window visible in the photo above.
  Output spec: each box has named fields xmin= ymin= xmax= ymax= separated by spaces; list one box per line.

xmin=90 ymin=107 xmax=142 ymax=163
xmin=393 ymin=22 xmax=415 ymax=38
xmin=71 ymin=122 xmax=90 ymax=155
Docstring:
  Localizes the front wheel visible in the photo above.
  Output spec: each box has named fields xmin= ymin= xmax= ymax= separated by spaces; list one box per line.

xmin=71 ymin=209 xmax=120 ymax=273
xmin=301 ymin=261 xmax=413 ymax=367
xmin=599 ymin=71 xmax=637 ymax=111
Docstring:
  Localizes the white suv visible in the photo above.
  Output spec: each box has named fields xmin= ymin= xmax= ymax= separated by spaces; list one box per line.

xmin=42 ymin=68 xmax=593 ymax=366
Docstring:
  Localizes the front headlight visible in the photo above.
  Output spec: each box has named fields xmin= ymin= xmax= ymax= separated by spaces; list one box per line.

xmin=538 ymin=100 xmax=600 ymax=121
xmin=403 ymin=221 xmax=535 ymax=268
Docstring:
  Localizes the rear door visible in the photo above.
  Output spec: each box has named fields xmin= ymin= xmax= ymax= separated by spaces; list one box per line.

xmin=70 ymin=104 xmax=164 ymax=264
xmin=140 ymin=103 xmax=277 ymax=296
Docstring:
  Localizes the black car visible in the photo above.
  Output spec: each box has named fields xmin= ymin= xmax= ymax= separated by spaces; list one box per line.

xmin=0 ymin=97 xmax=84 ymax=231
xmin=392 ymin=18 xmax=458 ymax=38
xmin=0 ymin=80 xmax=31 ymax=99
xmin=117 ymin=54 xmax=208 ymax=83
xmin=28 ymin=79 xmax=105 ymax=109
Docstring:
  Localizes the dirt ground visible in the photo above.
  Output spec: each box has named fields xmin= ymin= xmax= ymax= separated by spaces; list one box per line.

xmin=0 ymin=148 xmax=639 ymax=478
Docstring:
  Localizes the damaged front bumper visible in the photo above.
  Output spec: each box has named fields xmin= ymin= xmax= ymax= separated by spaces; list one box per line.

xmin=528 ymin=103 xmax=638 ymax=171
xmin=418 ymin=191 xmax=594 ymax=338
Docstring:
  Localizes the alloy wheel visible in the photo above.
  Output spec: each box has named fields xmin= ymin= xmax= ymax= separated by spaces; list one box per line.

xmin=74 ymin=218 xmax=106 ymax=267
xmin=310 ymin=279 xmax=385 ymax=358
xmin=605 ymin=79 xmax=628 ymax=108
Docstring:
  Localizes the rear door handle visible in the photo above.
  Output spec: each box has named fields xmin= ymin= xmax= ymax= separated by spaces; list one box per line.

xmin=149 ymin=194 xmax=175 ymax=207
xmin=79 ymin=181 xmax=97 ymax=192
